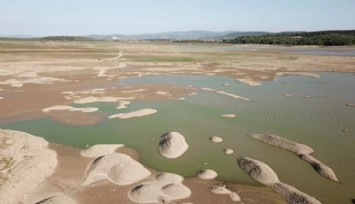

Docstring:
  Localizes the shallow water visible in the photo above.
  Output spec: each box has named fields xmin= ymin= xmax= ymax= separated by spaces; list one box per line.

xmin=2 ymin=73 xmax=355 ymax=204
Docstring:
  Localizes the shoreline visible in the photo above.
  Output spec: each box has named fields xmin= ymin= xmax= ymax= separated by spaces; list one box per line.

xmin=0 ymin=129 xmax=286 ymax=204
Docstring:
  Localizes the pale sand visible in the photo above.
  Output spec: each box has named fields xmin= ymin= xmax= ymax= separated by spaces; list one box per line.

xmin=109 ymin=108 xmax=157 ymax=119
xmin=238 ymin=157 xmax=321 ymax=204
xmin=74 ymin=96 xmax=135 ymax=104
xmin=236 ymin=78 xmax=262 ymax=86
xmin=221 ymin=114 xmax=237 ymax=118
xmin=116 ymin=100 xmax=131 ymax=110
xmin=210 ymin=185 xmax=241 ymax=202
xmin=128 ymin=172 xmax=191 ymax=203
xmin=197 ymin=169 xmax=218 ymax=180
xmin=210 ymin=136 xmax=223 ymax=143
xmin=346 ymin=103 xmax=355 ymax=107
xmin=276 ymin=72 xmax=320 ymax=79
xmin=0 ymin=129 xmax=57 ymax=204
xmin=158 ymin=132 xmax=189 ymax=159
xmin=83 ymin=152 xmax=151 ymax=186
xmin=121 ymin=89 xmax=146 ymax=93
xmin=201 ymin=88 xmax=250 ymax=101
xmin=0 ymin=77 xmax=66 ymax=87
xmin=62 ymin=88 xmax=106 ymax=96
xmin=156 ymin=91 xmax=172 ymax=96
xmin=249 ymin=134 xmax=339 ymax=182
xmin=0 ymin=97 xmax=3 ymax=100
xmin=35 ymin=194 xmax=77 ymax=204
xmin=224 ymin=149 xmax=234 ymax=155
xmin=42 ymin=105 xmax=99 ymax=113
xmin=80 ymin=144 xmax=124 ymax=157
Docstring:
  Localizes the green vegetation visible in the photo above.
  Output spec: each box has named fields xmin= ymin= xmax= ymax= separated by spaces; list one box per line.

xmin=224 ymin=30 xmax=355 ymax=46
xmin=40 ymin=36 xmax=94 ymax=41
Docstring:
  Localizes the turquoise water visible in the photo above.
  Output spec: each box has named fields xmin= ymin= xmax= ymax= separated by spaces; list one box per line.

xmin=1 ymin=73 xmax=355 ymax=204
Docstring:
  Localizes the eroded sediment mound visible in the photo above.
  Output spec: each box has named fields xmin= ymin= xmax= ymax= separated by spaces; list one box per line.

xmin=36 ymin=194 xmax=77 ymax=204
xmin=0 ymin=129 xmax=57 ymax=204
xmin=128 ymin=172 xmax=191 ymax=203
xmin=80 ymin=144 xmax=124 ymax=157
xmin=197 ymin=169 xmax=218 ymax=180
xmin=249 ymin=134 xmax=314 ymax=155
xmin=210 ymin=136 xmax=223 ymax=143
xmin=238 ymin=157 xmax=321 ymax=204
xmin=83 ymin=152 xmax=151 ymax=186
xmin=249 ymin=134 xmax=338 ymax=182
xmin=158 ymin=132 xmax=189 ymax=159
xmin=109 ymin=109 xmax=157 ymax=119
xmin=237 ymin=157 xmax=280 ymax=186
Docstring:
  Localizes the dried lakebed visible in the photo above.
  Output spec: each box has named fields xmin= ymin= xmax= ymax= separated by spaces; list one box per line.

xmin=1 ymin=73 xmax=355 ymax=204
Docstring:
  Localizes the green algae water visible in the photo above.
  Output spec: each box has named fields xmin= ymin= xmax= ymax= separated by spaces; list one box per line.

xmin=1 ymin=73 xmax=355 ymax=204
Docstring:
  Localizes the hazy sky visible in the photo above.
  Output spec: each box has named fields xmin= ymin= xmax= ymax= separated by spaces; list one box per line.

xmin=1 ymin=0 xmax=354 ymax=36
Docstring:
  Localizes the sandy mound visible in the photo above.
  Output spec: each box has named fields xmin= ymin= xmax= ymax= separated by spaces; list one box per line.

xmin=238 ymin=157 xmax=321 ymax=204
xmin=128 ymin=172 xmax=191 ymax=203
xmin=116 ymin=100 xmax=131 ymax=109
xmin=109 ymin=109 xmax=157 ymax=119
xmin=42 ymin=105 xmax=98 ymax=113
xmin=221 ymin=114 xmax=236 ymax=118
xmin=74 ymin=96 xmax=134 ymax=104
xmin=155 ymin=172 xmax=184 ymax=183
xmin=210 ymin=185 xmax=241 ymax=202
xmin=236 ymin=78 xmax=261 ymax=86
xmin=346 ymin=103 xmax=355 ymax=107
xmin=210 ymin=136 xmax=223 ymax=143
xmin=0 ymin=77 xmax=66 ymax=87
xmin=0 ymin=129 xmax=57 ymax=204
xmin=158 ymin=132 xmax=189 ymax=159
xmin=272 ymin=183 xmax=321 ymax=204
xmin=197 ymin=169 xmax=218 ymax=180
xmin=80 ymin=144 xmax=124 ymax=157
xmin=299 ymin=154 xmax=339 ymax=182
xmin=249 ymin=134 xmax=338 ymax=182
xmin=249 ymin=134 xmax=314 ymax=155
xmin=83 ymin=152 xmax=151 ymax=186
xmin=224 ymin=149 xmax=234 ymax=155
xmin=276 ymin=72 xmax=320 ymax=79
xmin=237 ymin=157 xmax=280 ymax=186
xmin=201 ymin=88 xmax=250 ymax=101
xmin=35 ymin=194 xmax=77 ymax=204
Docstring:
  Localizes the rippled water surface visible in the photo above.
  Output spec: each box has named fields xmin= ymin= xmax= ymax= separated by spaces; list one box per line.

xmin=2 ymin=73 xmax=355 ymax=204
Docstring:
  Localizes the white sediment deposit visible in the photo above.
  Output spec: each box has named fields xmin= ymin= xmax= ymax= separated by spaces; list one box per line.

xmin=158 ymin=132 xmax=189 ymax=159
xmin=201 ymin=88 xmax=250 ymax=101
xmin=128 ymin=172 xmax=191 ymax=203
xmin=210 ymin=185 xmax=241 ymax=202
xmin=249 ymin=134 xmax=339 ymax=182
xmin=197 ymin=169 xmax=218 ymax=180
xmin=42 ymin=105 xmax=99 ymax=113
xmin=80 ymin=144 xmax=124 ymax=157
xmin=74 ymin=96 xmax=134 ymax=104
xmin=224 ymin=149 xmax=234 ymax=155
xmin=221 ymin=114 xmax=237 ymax=118
xmin=0 ymin=96 xmax=3 ymax=100
xmin=0 ymin=129 xmax=57 ymax=204
xmin=0 ymin=77 xmax=66 ymax=87
xmin=35 ymin=194 xmax=77 ymax=204
xmin=236 ymin=78 xmax=262 ymax=86
xmin=210 ymin=136 xmax=223 ymax=143
xmin=83 ymin=152 xmax=151 ymax=186
xmin=116 ymin=100 xmax=131 ymax=109
xmin=237 ymin=157 xmax=321 ymax=204
xmin=276 ymin=72 xmax=320 ymax=79
xmin=346 ymin=103 xmax=355 ymax=107
xmin=109 ymin=108 xmax=157 ymax=119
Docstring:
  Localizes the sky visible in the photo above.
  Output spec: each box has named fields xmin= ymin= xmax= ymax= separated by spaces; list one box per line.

xmin=1 ymin=0 xmax=354 ymax=36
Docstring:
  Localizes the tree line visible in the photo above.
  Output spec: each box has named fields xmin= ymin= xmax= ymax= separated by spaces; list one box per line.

xmin=224 ymin=30 xmax=355 ymax=46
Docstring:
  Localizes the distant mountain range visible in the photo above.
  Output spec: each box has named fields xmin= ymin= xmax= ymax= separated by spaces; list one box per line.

xmin=0 ymin=30 xmax=271 ymax=41
xmin=87 ymin=30 xmax=270 ymax=41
